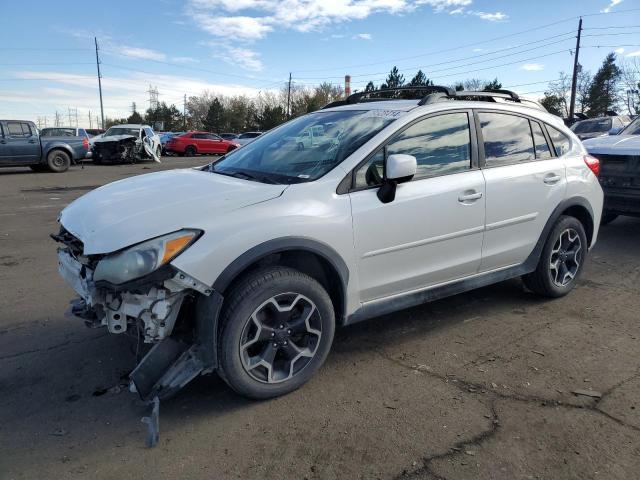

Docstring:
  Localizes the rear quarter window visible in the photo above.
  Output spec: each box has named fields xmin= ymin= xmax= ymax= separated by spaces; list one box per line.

xmin=547 ymin=126 xmax=571 ymax=157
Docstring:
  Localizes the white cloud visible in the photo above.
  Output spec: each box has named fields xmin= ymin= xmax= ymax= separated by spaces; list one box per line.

xmin=520 ymin=63 xmax=545 ymax=71
xmin=614 ymin=47 xmax=625 ymax=54
xmin=355 ymin=33 xmax=372 ymax=40
xmin=627 ymin=49 xmax=640 ymax=57
xmin=187 ymin=0 xmax=481 ymax=42
xmin=220 ymin=47 xmax=264 ymax=71
xmin=172 ymin=56 xmax=199 ymax=63
xmin=117 ymin=46 xmax=167 ymax=61
xmin=601 ymin=0 xmax=623 ymax=13
xmin=472 ymin=47 xmax=484 ymax=52
xmin=4 ymin=70 xmax=267 ymax=121
xmin=470 ymin=10 xmax=508 ymax=21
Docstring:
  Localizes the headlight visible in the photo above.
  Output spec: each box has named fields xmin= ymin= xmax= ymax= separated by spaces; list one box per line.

xmin=93 ymin=229 xmax=201 ymax=285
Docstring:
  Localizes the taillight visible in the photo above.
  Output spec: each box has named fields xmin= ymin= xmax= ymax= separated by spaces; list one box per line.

xmin=82 ymin=137 xmax=89 ymax=150
xmin=584 ymin=155 xmax=600 ymax=177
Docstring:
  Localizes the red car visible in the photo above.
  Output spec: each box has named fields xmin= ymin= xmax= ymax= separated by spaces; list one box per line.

xmin=165 ymin=131 xmax=241 ymax=156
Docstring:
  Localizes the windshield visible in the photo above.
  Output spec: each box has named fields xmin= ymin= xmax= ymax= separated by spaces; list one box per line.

xmin=571 ymin=118 xmax=612 ymax=134
xmin=239 ymin=132 xmax=260 ymax=139
xmin=620 ymin=116 xmax=640 ymax=135
xmin=208 ymin=110 xmax=399 ymax=184
xmin=104 ymin=127 xmax=139 ymax=137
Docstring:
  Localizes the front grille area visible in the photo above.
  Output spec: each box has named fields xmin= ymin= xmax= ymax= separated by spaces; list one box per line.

xmin=51 ymin=226 xmax=84 ymax=258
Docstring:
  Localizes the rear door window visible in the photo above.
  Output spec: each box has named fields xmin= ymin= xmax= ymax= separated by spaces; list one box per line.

xmin=530 ymin=121 xmax=552 ymax=159
xmin=478 ymin=112 xmax=535 ymax=166
xmin=547 ymin=126 xmax=571 ymax=157
xmin=7 ymin=122 xmax=31 ymax=137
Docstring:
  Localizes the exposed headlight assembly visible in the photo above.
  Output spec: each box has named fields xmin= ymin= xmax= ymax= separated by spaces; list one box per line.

xmin=93 ymin=229 xmax=201 ymax=285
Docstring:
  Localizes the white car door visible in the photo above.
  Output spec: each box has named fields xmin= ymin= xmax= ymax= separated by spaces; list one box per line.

xmin=349 ymin=111 xmax=486 ymax=302
xmin=477 ymin=111 xmax=567 ymax=272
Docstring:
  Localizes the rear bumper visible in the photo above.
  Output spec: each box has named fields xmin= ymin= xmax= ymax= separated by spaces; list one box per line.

xmin=602 ymin=188 xmax=640 ymax=216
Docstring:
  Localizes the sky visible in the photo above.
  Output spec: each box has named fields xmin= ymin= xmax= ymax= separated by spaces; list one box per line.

xmin=0 ymin=0 xmax=638 ymax=126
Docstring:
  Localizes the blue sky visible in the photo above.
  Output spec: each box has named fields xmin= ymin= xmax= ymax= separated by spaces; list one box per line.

xmin=0 ymin=0 xmax=638 ymax=125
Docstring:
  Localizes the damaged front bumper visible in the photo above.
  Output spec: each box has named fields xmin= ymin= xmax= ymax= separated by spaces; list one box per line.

xmin=57 ymin=247 xmax=222 ymax=401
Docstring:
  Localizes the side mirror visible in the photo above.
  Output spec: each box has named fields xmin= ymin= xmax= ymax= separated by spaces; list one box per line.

xmin=377 ymin=154 xmax=417 ymax=204
xmin=608 ymin=127 xmax=622 ymax=135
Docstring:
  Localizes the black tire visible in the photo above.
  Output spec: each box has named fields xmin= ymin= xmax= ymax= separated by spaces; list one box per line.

xmin=522 ymin=215 xmax=588 ymax=298
xmin=600 ymin=212 xmax=618 ymax=226
xmin=185 ymin=146 xmax=196 ymax=157
xmin=29 ymin=164 xmax=47 ymax=172
xmin=218 ymin=266 xmax=335 ymax=399
xmin=46 ymin=149 xmax=71 ymax=173
xmin=297 ymin=142 xmax=305 ymax=151
xmin=155 ymin=146 xmax=162 ymax=159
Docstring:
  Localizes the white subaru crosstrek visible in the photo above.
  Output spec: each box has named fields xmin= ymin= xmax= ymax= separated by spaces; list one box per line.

xmin=54 ymin=87 xmax=603 ymax=401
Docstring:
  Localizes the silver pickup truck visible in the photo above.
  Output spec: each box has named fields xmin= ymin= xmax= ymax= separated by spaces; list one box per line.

xmin=0 ymin=120 xmax=91 ymax=173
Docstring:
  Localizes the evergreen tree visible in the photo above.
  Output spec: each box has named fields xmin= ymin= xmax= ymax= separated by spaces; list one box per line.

xmin=483 ymin=78 xmax=502 ymax=91
xmin=364 ymin=81 xmax=376 ymax=92
xmin=585 ymin=53 xmax=621 ymax=116
xmin=539 ymin=93 xmax=565 ymax=117
xmin=203 ymin=98 xmax=225 ymax=132
xmin=408 ymin=70 xmax=432 ymax=87
xmin=380 ymin=66 xmax=405 ymax=90
xmin=127 ymin=110 xmax=144 ymax=124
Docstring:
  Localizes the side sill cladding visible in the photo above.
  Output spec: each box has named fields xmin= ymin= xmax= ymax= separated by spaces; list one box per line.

xmin=345 ymin=196 xmax=595 ymax=325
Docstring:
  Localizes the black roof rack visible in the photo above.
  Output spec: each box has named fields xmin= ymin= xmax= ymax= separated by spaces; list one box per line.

xmin=322 ymin=86 xmax=456 ymax=109
xmin=321 ymin=86 xmax=545 ymax=111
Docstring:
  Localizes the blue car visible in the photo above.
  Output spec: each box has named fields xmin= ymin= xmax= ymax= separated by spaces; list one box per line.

xmin=159 ymin=132 xmax=184 ymax=154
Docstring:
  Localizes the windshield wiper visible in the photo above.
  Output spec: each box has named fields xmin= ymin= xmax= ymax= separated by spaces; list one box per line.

xmin=212 ymin=169 xmax=279 ymax=184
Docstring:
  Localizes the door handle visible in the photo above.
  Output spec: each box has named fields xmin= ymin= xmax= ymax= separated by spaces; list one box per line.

xmin=0 ymin=139 xmax=6 ymax=144
xmin=28 ymin=139 xmax=36 ymax=144
xmin=458 ymin=191 xmax=483 ymax=203
xmin=543 ymin=173 xmax=561 ymax=185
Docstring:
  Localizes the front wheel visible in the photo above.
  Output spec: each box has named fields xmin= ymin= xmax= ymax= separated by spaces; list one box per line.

xmin=522 ymin=215 xmax=587 ymax=298
xmin=185 ymin=146 xmax=196 ymax=157
xmin=46 ymin=150 xmax=70 ymax=173
xmin=218 ymin=266 xmax=335 ymax=399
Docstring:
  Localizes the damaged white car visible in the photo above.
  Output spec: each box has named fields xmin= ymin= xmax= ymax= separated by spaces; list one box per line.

xmin=53 ymin=86 xmax=602 ymax=408
xmin=92 ymin=124 xmax=161 ymax=164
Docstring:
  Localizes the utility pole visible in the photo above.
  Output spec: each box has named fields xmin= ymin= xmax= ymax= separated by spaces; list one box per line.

xmin=95 ymin=37 xmax=105 ymax=130
xmin=88 ymin=110 xmax=92 ymax=129
xmin=183 ymin=94 xmax=187 ymax=130
xmin=286 ymin=73 xmax=292 ymax=118
xmin=568 ymin=17 xmax=582 ymax=121
xmin=68 ymin=108 xmax=72 ymax=127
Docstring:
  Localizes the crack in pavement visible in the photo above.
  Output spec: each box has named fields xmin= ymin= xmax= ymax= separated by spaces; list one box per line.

xmin=373 ymin=345 xmax=640 ymax=479
xmin=0 ymin=332 xmax=108 ymax=360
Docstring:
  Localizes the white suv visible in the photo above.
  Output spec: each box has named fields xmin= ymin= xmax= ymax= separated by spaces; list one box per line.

xmin=54 ymin=87 xmax=603 ymax=401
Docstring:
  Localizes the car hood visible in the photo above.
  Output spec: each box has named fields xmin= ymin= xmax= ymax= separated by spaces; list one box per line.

xmin=59 ymin=168 xmax=287 ymax=255
xmin=582 ymin=134 xmax=640 ymax=155
xmin=94 ymin=135 xmax=138 ymax=144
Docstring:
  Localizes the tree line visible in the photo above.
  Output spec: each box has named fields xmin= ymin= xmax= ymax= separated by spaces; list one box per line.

xmin=104 ymin=52 xmax=639 ymax=131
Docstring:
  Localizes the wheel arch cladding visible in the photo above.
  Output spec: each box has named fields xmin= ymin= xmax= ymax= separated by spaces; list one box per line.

xmin=213 ymin=238 xmax=349 ymax=324
xmin=47 ymin=146 xmax=73 ymax=160
xmin=561 ymin=203 xmax=594 ymax=247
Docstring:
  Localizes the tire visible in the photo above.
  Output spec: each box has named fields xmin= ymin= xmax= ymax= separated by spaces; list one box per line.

xmin=522 ymin=215 xmax=588 ymax=298
xmin=155 ymin=146 xmax=162 ymax=159
xmin=185 ymin=146 xmax=196 ymax=157
xmin=600 ymin=212 xmax=618 ymax=226
xmin=46 ymin=149 xmax=70 ymax=173
xmin=218 ymin=266 xmax=335 ymax=399
xmin=297 ymin=142 xmax=305 ymax=151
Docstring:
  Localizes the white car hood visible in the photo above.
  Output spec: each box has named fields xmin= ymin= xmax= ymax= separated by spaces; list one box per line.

xmin=582 ymin=134 xmax=640 ymax=155
xmin=60 ymin=168 xmax=287 ymax=255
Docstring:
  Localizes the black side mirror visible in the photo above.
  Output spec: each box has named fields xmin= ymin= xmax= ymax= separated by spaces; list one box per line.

xmin=377 ymin=153 xmax=417 ymax=204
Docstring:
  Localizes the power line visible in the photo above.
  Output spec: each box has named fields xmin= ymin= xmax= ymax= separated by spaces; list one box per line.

xmin=293 ymin=7 xmax=640 ymax=74
xmin=295 ymin=32 xmax=577 ymax=80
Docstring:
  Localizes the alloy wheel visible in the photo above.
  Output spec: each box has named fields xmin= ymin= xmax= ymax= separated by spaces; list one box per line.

xmin=239 ymin=292 xmax=322 ymax=384
xmin=549 ymin=228 xmax=582 ymax=287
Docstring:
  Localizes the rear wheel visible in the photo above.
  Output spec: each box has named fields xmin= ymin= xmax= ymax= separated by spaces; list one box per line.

xmin=600 ymin=212 xmax=618 ymax=226
xmin=155 ymin=146 xmax=162 ymax=159
xmin=218 ymin=266 xmax=335 ymax=399
xmin=522 ymin=215 xmax=587 ymax=298
xmin=46 ymin=150 xmax=70 ymax=173
xmin=185 ymin=146 xmax=196 ymax=157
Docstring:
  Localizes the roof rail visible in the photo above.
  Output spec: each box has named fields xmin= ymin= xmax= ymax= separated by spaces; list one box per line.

xmin=455 ymin=90 xmax=521 ymax=102
xmin=322 ymin=85 xmax=456 ymax=109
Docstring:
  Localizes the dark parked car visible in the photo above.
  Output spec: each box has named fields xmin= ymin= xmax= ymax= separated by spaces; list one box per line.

xmin=570 ymin=116 xmax=631 ymax=140
xmin=0 ymin=120 xmax=90 ymax=172
xmin=40 ymin=127 xmax=90 ymax=140
xmin=165 ymin=131 xmax=241 ymax=156
xmin=220 ymin=132 xmax=239 ymax=140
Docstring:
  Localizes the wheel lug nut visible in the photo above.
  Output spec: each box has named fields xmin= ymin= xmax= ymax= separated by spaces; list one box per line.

xmin=279 ymin=324 xmax=284 ymax=329
xmin=271 ymin=332 xmax=275 ymax=337
xmin=284 ymin=341 xmax=288 ymax=345
xmin=273 ymin=343 xmax=278 ymax=347
xmin=287 ymin=329 xmax=291 ymax=334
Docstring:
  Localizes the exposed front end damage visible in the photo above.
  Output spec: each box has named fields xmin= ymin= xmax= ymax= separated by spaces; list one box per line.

xmin=53 ymin=227 xmax=221 ymax=402
xmin=92 ymin=135 xmax=160 ymax=164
